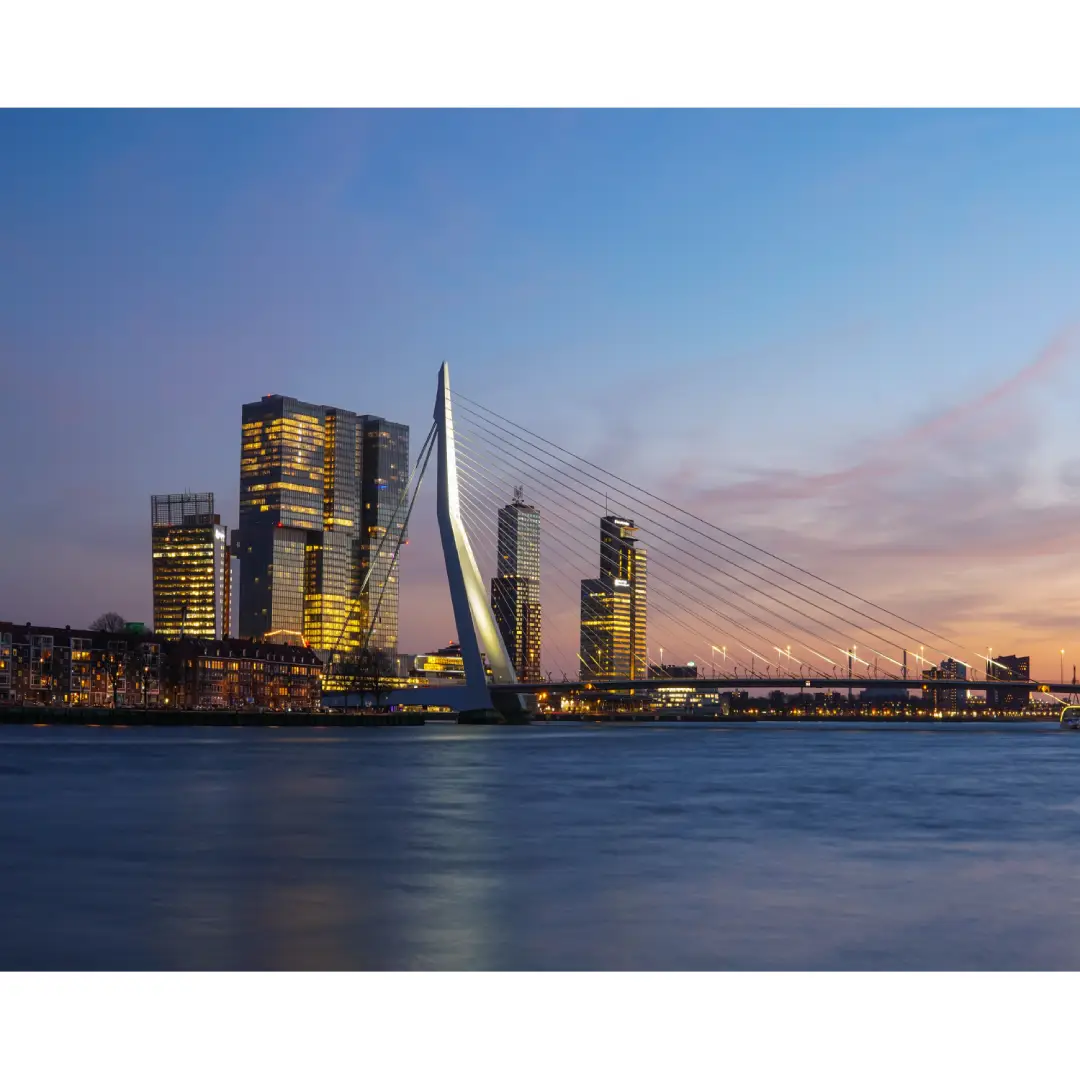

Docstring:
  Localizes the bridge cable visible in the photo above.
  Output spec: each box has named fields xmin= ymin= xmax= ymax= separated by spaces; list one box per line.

xmin=454 ymin=392 xmax=988 ymax=670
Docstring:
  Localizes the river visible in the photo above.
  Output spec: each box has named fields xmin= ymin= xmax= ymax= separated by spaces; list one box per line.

xmin=2 ymin=721 xmax=1079 ymax=969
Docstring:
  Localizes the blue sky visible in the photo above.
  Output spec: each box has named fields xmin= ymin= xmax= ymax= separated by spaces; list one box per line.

xmin=4 ymin=109 xmax=1080 ymax=675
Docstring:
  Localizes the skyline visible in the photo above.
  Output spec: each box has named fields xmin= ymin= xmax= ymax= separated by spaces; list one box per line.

xmin=4 ymin=110 xmax=1080 ymax=676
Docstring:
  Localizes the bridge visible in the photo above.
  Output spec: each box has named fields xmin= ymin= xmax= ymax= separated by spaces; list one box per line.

xmin=507 ymin=678 xmax=1075 ymax=696
xmin=327 ymin=364 xmax=1065 ymax=719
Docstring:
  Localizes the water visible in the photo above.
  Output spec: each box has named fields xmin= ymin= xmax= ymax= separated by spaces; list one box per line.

xmin=2 ymin=721 xmax=1080 ymax=970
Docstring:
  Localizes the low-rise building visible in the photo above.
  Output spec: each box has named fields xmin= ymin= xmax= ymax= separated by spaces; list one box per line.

xmin=165 ymin=638 xmax=322 ymax=710
xmin=410 ymin=642 xmax=492 ymax=684
xmin=0 ymin=622 xmax=163 ymax=707
xmin=0 ymin=621 xmax=321 ymax=711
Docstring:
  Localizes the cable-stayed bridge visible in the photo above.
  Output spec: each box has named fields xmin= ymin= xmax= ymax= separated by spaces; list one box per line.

xmin=332 ymin=365 xmax=1067 ymax=718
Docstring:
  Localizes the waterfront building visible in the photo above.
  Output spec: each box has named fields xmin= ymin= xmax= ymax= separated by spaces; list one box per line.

xmin=986 ymin=654 xmax=1031 ymax=709
xmin=164 ymin=637 xmax=322 ymax=710
xmin=580 ymin=577 xmax=632 ymax=679
xmin=407 ymin=642 xmax=493 ymax=684
xmin=579 ymin=515 xmax=647 ymax=680
xmin=0 ymin=621 xmax=320 ymax=711
xmin=644 ymin=662 xmax=724 ymax=711
xmin=922 ymin=658 xmax=968 ymax=710
xmin=0 ymin=621 xmax=163 ymax=707
xmin=489 ymin=488 xmax=541 ymax=682
xmin=151 ymin=492 xmax=230 ymax=640
xmin=235 ymin=395 xmax=408 ymax=658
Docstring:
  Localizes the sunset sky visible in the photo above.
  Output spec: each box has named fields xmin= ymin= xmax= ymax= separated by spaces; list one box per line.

xmin=4 ymin=109 xmax=1080 ymax=679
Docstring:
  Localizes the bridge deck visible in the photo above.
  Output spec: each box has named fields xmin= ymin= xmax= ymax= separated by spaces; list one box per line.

xmin=506 ymin=677 xmax=1072 ymax=695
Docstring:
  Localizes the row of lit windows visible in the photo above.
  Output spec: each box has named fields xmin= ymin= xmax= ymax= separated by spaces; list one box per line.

xmin=245 ymin=482 xmax=322 ymax=496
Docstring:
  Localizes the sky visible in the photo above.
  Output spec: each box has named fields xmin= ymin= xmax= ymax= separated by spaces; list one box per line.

xmin=4 ymin=109 xmax=1080 ymax=679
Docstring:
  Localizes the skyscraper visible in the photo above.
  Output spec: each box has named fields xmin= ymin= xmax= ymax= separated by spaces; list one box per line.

xmin=151 ymin=492 xmax=230 ymax=640
xmin=355 ymin=415 xmax=410 ymax=656
xmin=236 ymin=395 xmax=325 ymax=643
xmin=490 ymin=487 xmax=541 ymax=682
xmin=579 ymin=515 xmax=647 ymax=680
xmin=235 ymin=396 xmax=409 ymax=657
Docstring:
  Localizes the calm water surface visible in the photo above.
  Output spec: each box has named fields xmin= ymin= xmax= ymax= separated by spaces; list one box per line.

xmin=2 ymin=721 xmax=1080 ymax=970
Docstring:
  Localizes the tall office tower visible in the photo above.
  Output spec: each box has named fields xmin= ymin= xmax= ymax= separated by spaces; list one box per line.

xmin=355 ymin=415 xmax=410 ymax=656
xmin=580 ymin=576 xmax=632 ymax=679
xmin=237 ymin=396 xmax=326 ymax=643
xmin=151 ymin=492 xmax=230 ymax=640
xmin=305 ymin=407 xmax=361 ymax=652
xmin=236 ymin=397 xmax=409 ymax=657
xmin=490 ymin=487 xmax=541 ymax=682
xmin=579 ymin=515 xmax=647 ymax=680
xmin=600 ymin=516 xmax=647 ymax=678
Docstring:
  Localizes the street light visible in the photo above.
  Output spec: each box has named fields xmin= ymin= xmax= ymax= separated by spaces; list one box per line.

xmin=1062 ymin=649 xmax=1065 ymax=684
xmin=710 ymin=644 xmax=728 ymax=679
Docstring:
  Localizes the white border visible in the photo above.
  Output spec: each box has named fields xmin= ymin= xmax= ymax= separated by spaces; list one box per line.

xmin=4 ymin=1 xmax=1080 ymax=106
xmin=0 ymin=973 xmax=1075 ymax=1078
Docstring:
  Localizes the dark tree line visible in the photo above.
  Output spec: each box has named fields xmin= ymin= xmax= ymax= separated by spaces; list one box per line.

xmin=336 ymin=648 xmax=395 ymax=707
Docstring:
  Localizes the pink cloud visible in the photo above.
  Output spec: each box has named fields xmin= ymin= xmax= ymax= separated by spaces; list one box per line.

xmin=676 ymin=324 xmax=1080 ymax=509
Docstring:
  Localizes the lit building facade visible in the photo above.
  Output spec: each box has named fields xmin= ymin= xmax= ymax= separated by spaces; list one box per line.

xmin=407 ymin=642 xmax=493 ymax=684
xmin=986 ymin=654 xmax=1031 ymax=709
xmin=580 ymin=577 xmax=632 ymax=679
xmin=580 ymin=516 xmax=647 ymax=680
xmin=237 ymin=395 xmax=326 ymax=643
xmin=306 ymin=407 xmax=362 ymax=653
xmin=490 ymin=488 xmax=541 ymax=682
xmin=236 ymin=396 xmax=408 ymax=659
xmin=0 ymin=622 xmax=163 ymax=707
xmin=923 ymin=657 xmax=968 ymax=710
xmin=151 ymin=492 xmax=230 ymax=640
xmin=165 ymin=638 xmax=322 ymax=710
xmin=0 ymin=621 xmax=320 ymax=711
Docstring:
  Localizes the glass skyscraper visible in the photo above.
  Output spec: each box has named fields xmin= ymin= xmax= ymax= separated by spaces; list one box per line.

xmin=490 ymin=488 xmax=541 ymax=682
xmin=236 ymin=396 xmax=409 ymax=658
xmin=579 ymin=515 xmax=646 ymax=680
xmin=151 ymin=492 xmax=230 ymax=640
xmin=355 ymin=415 xmax=410 ymax=656
xmin=237 ymin=395 xmax=325 ymax=643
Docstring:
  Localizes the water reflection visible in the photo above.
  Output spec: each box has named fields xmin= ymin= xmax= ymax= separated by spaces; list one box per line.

xmin=3 ymin=724 xmax=1080 ymax=969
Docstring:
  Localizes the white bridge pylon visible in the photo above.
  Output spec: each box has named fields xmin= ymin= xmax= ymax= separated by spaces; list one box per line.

xmin=387 ymin=364 xmax=525 ymax=715
xmin=435 ymin=362 xmax=518 ymax=711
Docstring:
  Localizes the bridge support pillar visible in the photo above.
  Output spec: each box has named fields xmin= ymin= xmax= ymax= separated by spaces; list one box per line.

xmin=435 ymin=363 xmax=537 ymax=723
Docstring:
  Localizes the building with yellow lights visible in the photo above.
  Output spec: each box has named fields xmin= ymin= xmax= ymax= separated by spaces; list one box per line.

xmin=922 ymin=658 xmax=968 ymax=710
xmin=0 ymin=620 xmax=319 ymax=711
xmin=490 ymin=488 xmax=542 ymax=682
xmin=579 ymin=515 xmax=647 ymax=680
xmin=235 ymin=395 xmax=408 ymax=658
xmin=151 ymin=492 xmax=230 ymax=640
xmin=406 ymin=643 xmax=493 ymax=684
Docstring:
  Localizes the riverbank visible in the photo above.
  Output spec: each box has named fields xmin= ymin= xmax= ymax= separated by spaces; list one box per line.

xmin=0 ymin=706 xmax=425 ymax=727
xmin=539 ymin=711 xmax=1052 ymax=723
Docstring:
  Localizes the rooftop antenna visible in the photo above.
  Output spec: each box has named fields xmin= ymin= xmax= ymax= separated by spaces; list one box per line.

xmin=513 ymin=485 xmax=524 ymax=505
